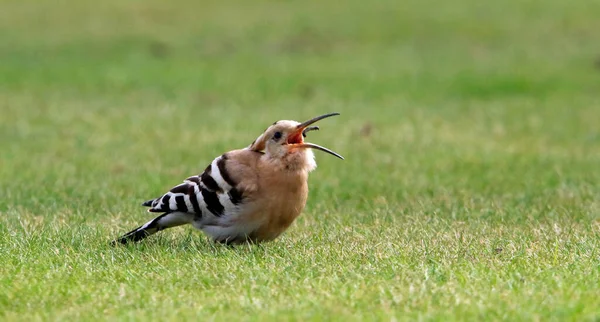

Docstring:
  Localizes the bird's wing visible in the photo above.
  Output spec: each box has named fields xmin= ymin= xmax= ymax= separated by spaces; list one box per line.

xmin=143 ymin=149 xmax=261 ymax=219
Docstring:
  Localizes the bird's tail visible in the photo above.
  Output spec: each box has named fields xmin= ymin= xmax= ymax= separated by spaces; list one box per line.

xmin=141 ymin=199 xmax=156 ymax=207
xmin=111 ymin=212 xmax=193 ymax=245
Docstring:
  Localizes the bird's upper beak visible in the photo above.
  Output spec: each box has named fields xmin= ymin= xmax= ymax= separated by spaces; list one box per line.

xmin=287 ymin=112 xmax=344 ymax=160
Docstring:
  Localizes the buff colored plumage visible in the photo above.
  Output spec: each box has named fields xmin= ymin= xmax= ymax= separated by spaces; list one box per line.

xmin=112 ymin=113 xmax=343 ymax=245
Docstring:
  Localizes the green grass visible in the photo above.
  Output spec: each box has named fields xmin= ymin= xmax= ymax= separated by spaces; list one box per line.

xmin=1 ymin=0 xmax=599 ymax=320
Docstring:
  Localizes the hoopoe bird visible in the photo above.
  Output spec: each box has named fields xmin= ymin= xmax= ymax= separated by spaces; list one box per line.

xmin=112 ymin=113 xmax=343 ymax=245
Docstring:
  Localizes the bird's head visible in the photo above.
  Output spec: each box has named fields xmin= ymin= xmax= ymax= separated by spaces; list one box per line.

xmin=249 ymin=113 xmax=344 ymax=171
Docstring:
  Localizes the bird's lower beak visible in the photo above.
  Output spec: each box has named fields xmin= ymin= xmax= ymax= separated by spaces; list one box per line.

xmin=295 ymin=142 xmax=344 ymax=160
xmin=288 ymin=112 xmax=344 ymax=160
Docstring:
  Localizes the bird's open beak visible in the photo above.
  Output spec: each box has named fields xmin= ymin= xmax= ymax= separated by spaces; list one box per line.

xmin=287 ymin=112 xmax=344 ymax=160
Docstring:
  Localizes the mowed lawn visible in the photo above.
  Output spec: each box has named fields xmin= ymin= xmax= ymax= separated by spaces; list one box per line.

xmin=1 ymin=0 xmax=599 ymax=320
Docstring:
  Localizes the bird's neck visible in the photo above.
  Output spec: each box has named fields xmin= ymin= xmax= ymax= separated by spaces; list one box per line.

xmin=264 ymin=149 xmax=316 ymax=173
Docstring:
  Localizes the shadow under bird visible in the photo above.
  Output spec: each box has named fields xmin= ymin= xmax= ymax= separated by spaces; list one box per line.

xmin=112 ymin=113 xmax=344 ymax=245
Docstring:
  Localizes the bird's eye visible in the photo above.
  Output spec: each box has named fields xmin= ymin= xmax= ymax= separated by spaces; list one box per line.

xmin=272 ymin=131 xmax=282 ymax=141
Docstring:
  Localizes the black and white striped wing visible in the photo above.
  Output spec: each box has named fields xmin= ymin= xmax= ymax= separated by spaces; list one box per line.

xmin=142 ymin=154 xmax=244 ymax=218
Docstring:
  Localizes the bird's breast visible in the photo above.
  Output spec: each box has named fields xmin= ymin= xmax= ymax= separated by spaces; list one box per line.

xmin=244 ymin=171 xmax=310 ymax=242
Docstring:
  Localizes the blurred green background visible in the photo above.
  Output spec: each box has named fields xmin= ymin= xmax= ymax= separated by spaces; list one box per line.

xmin=1 ymin=0 xmax=599 ymax=320
xmin=2 ymin=0 xmax=598 ymax=212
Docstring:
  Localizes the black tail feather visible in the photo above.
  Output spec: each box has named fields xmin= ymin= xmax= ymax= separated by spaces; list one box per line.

xmin=111 ymin=226 xmax=152 ymax=245
xmin=141 ymin=199 xmax=155 ymax=207
xmin=111 ymin=213 xmax=168 ymax=246
xmin=111 ymin=212 xmax=193 ymax=246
